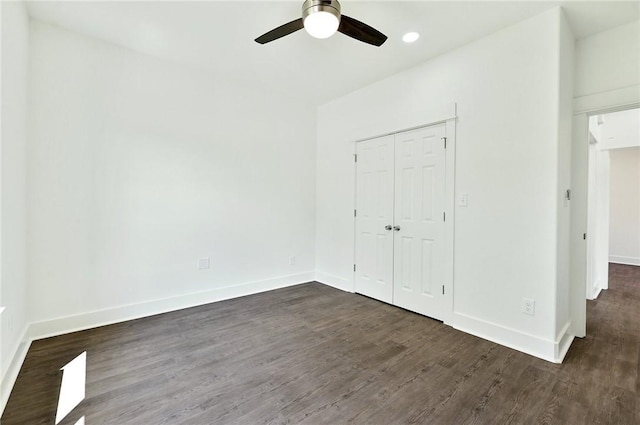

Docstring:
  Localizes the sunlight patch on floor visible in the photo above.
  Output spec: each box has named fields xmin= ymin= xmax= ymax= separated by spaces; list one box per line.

xmin=55 ymin=352 xmax=86 ymax=424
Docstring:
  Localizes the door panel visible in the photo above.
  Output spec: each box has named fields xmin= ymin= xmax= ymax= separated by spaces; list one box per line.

xmin=355 ymin=135 xmax=394 ymax=303
xmin=393 ymin=124 xmax=446 ymax=319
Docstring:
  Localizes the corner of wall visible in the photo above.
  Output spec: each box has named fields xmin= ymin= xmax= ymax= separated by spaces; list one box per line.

xmin=554 ymin=4 xmax=575 ymax=344
xmin=554 ymin=320 xmax=575 ymax=363
xmin=315 ymin=271 xmax=354 ymax=293
xmin=0 ymin=324 xmax=31 ymax=415
xmin=450 ymin=313 xmax=563 ymax=363
xmin=1 ymin=0 xmax=31 ymax=411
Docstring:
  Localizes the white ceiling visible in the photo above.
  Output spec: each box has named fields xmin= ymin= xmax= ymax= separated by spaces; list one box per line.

xmin=26 ymin=1 xmax=640 ymax=106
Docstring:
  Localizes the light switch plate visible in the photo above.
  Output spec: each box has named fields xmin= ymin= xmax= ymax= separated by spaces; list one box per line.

xmin=459 ymin=193 xmax=468 ymax=207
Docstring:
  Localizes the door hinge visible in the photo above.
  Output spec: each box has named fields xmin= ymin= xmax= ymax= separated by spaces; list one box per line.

xmin=353 ymin=264 xmax=356 ymax=272
xmin=443 ymin=211 xmax=446 ymax=221
xmin=442 ymin=285 xmax=445 ymax=295
xmin=583 ymin=233 xmax=587 ymax=240
xmin=354 ymin=209 xmax=357 ymax=217
xmin=354 ymin=154 xmax=358 ymax=163
xmin=442 ymin=137 xmax=447 ymax=149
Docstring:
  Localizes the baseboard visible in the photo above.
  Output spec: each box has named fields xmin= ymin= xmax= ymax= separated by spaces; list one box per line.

xmin=450 ymin=312 xmax=573 ymax=364
xmin=315 ymin=271 xmax=353 ymax=293
xmin=1 ymin=272 xmax=314 ymax=416
xmin=555 ymin=321 xmax=575 ymax=363
xmin=1 ymin=324 xmax=31 ymax=415
xmin=609 ymin=255 xmax=640 ymax=267
xmin=589 ymin=283 xmax=603 ymax=300
xmin=28 ymin=271 xmax=315 ymax=341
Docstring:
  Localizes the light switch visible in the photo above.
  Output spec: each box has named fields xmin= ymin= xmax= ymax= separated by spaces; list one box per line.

xmin=458 ymin=193 xmax=468 ymax=207
xmin=198 ymin=258 xmax=210 ymax=270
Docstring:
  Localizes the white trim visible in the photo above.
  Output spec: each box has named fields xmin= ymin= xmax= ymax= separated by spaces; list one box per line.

xmin=573 ymin=85 xmax=640 ymax=114
xmin=589 ymin=283 xmax=603 ymax=300
xmin=609 ymin=256 xmax=640 ymax=266
xmin=324 ymin=279 xmax=572 ymax=364
xmin=315 ymin=271 xmax=354 ymax=293
xmin=343 ymin=102 xmax=457 ymax=143
xmin=0 ymin=271 xmax=314 ymax=417
xmin=28 ymin=272 xmax=315 ymax=341
xmin=450 ymin=312 xmax=571 ymax=363
xmin=1 ymin=324 xmax=31 ymax=414
xmin=442 ymin=118 xmax=456 ymax=325
xmin=555 ymin=321 xmax=574 ymax=363
xmin=2 ymin=273 xmax=313 ymax=415
xmin=570 ymin=114 xmax=589 ymax=338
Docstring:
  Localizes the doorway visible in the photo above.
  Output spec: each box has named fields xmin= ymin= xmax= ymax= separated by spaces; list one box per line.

xmin=586 ymin=107 xmax=640 ymax=300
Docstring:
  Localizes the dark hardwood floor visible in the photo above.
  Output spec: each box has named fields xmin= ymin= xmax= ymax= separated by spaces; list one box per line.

xmin=3 ymin=264 xmax=639 ymax=424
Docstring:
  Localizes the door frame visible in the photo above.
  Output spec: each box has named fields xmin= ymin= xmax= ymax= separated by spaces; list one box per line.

xmin=585 ymin=106 xmax=640 ymax=302
xmin=571 ymin=89 xmax=639 ymax=339
xmin=352 ymin=118 xmax=457 ymax=324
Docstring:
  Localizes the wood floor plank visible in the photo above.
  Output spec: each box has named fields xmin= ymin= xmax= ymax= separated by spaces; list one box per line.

xmin=3 ymin=263 xmax=639 ymax=424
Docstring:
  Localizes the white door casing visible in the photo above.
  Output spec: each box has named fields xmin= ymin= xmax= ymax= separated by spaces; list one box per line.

xmin=354 ymin=135 xmax=395 ymax=304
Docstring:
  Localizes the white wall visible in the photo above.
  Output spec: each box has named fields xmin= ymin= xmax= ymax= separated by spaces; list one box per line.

xmin=575 ymin=20 xmax=640 ymax=98
xmin=599 ymin=108 xmax=640 ymax=150
xmin=554 ymin=10 xmax=574 ymax=345
xmin=316 ymin=8 xmax=572 ymax=362
xmin=0 ymin=0 xmax=30 ymax=400
xmin=609 ymin=147 xmax=640 ymax=266
xmin=27 ymin=22 xmax=317 ymax=332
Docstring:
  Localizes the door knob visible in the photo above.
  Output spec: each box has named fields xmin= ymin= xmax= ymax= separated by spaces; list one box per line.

xmin=393 ymin=226 xmax=401 ymax=231
xmin=385 ymin=225 xmax=393 ymax=231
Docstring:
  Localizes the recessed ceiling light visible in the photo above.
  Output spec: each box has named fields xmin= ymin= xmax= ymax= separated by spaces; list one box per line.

xmin=402 ymin=32 xmax=420 ymax=43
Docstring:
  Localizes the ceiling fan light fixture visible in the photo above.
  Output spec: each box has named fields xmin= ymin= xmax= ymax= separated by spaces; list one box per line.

xmin=255 ymin=0 xmax=387 ymax=47
xmin=302 ymin=0 xmax=341 ymax=39
xmin=304 ymin=11 xmax=340 ymax=39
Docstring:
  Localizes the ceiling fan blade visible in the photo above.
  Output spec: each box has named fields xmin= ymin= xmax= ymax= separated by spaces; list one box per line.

xmin=255 ymin=18 xmax=304 ymax=44
xmin=338 ymin=15 xmax=387 ymax=47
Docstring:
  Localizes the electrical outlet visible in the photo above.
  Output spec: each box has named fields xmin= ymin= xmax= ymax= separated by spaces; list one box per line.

xmin=198 ymin=258 xmax=210 ymax=270
xmin=288 ymin=256 xmax=296 ymax=266
xmin=522 ymin=298 xmax=535 ymax=316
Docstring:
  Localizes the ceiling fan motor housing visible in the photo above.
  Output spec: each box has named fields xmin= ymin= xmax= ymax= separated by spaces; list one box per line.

xmin=302 ymin=0 xmax=341 ymax=21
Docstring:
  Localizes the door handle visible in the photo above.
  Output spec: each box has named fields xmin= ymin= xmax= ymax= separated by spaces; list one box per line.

xmin=385 ymin=225 xmax=393 ymax=231
xmin=393 ymin=226 xmax=401 ymax=231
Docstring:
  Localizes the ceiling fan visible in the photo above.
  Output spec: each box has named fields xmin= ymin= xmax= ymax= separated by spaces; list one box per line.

xmin=255 ymin=0 xmax=387 ymax=47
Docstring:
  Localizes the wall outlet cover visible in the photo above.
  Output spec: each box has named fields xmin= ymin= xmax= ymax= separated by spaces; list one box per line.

xmin=522 ymin=298 xmax=535 ymax=316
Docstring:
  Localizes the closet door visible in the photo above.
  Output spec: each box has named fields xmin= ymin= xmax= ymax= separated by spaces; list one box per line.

xmin=393 ymin=124 xmax=447 ymax=320
xmin=354 ymin=135 xmax=394 ymax=304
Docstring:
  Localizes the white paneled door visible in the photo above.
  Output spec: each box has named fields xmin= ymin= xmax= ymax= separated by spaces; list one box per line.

xmin=355 ymin=124 xmax=448 ymax=321
xmin=393 ymin=125 xmax=447 ymax=319
xmin=355 ymin=135 xmax=395 ymax=304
